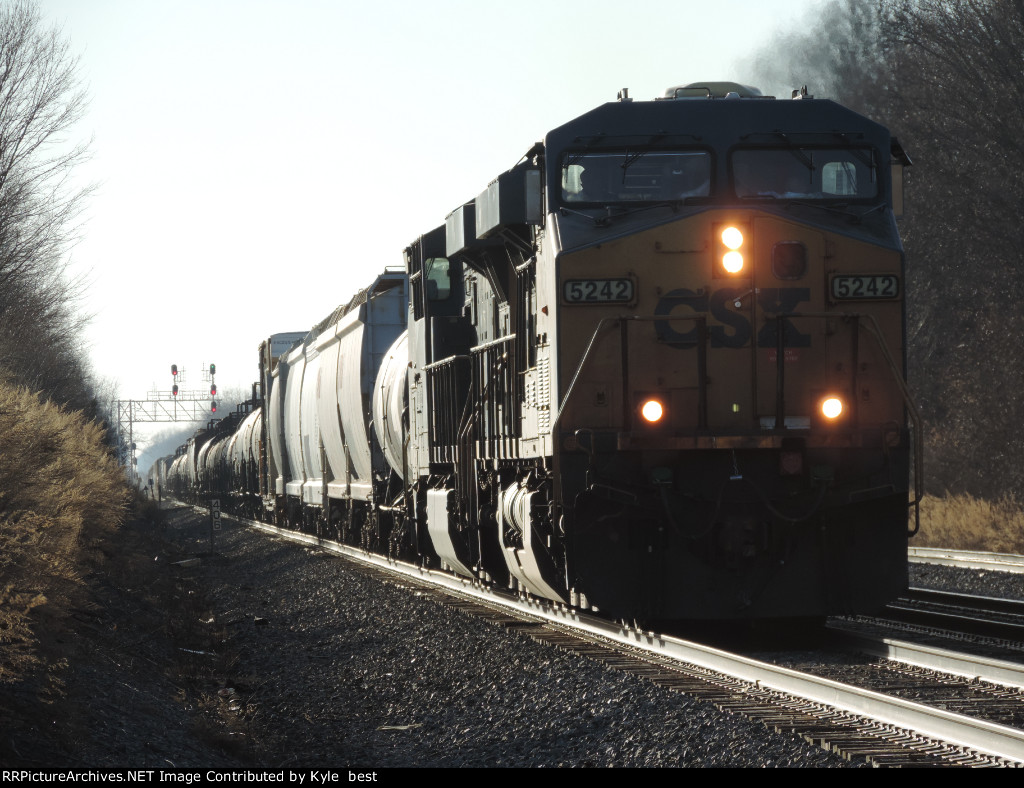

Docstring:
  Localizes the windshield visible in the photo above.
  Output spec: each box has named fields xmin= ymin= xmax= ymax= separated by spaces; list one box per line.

xmin=732 ymin=148 xmax=877 ymax=200
xmin=562 ymin=150 xmax=711 ymax=204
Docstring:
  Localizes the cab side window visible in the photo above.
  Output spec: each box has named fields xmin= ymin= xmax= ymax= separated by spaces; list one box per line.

xmin=425 ymin=258 xmax=451 ymax=301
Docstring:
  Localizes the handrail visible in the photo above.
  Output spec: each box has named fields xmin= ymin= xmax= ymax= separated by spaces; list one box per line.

xmin=423 ymin=354 xmax=471 ymax=372
xmin=551 ymin=311 xmax=923 ymax=536
xmin=550 ymin=314 xmax=708 ymax=438
xmin=470 ymin=333 xmax=516 ymax=354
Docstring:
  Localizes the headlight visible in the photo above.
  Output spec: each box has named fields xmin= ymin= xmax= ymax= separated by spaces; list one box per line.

xmin=820 ymin=396 xmax=844 ymax=420
xmin=722 ymin=251 xmax=744 ymax=273
xmin=641 ymin=399 xmax=664 ymax=423
xmin=721 ymin=226 xmax=743 ymax=250
xmin=715 ymin=224 xmax=747 ymax=276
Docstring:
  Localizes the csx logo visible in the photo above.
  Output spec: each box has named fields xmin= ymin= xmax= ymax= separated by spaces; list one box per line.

xmin=655 ymin=287 xmax=811 ymax=349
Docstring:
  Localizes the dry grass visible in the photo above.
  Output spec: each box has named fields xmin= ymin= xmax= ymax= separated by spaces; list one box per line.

xmin=0 ymin=381 xmax=128 ymax=682
xmin=917 ymin=493 xmax=1024 ymax=555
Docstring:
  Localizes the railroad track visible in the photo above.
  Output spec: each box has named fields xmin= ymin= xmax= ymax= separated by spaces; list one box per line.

xmin=826 ymin=585 xmax=1024 ymax=700
xmin=209 ymin=509 xmax=1024 ymax=767
xmin=832 ymin=586 xmax=1024 ymax=665
xmin=771 ymin=625 xmax=1024 ymax=733
xmin=905 ymin=588 xmax=1024 ymax=618
xmin=909 ymin=547 xmax=1024 ymax=574
xmin=881 ymin=588 xmax=1024 ymax=642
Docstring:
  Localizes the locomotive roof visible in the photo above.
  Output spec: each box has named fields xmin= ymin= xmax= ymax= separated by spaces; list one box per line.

xmin=541 ymin=92 xmax=902 ymax=247
xmin=544 ymin=94 xmax=890 ymax=156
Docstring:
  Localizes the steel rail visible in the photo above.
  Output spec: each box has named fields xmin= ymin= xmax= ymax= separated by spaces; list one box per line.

xmin=909 ymin=547 xmax=1024 ymax=574
xmin=881 ymin=602 xmax=1024 ymax=642
xmin=228 ymin=512 xmax=1024 ymax=764
xmin=905 ymin=587 xmax=1024 ymax=617
xmin=830 ymin=626 xmax=1024 ymax=690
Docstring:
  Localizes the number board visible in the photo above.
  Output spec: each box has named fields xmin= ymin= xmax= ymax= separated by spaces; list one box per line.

xmin=830 ymin=274 xmax=900 ymax=301
xmin=563 ymin=278 xmax=635 ymax=304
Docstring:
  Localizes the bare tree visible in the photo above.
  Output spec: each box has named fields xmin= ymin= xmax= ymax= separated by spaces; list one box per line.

xmin=879 ymin=0 xmax=1024 ymax=497
xmin=885 ymin=0 xmax=1024 ymax=265
xmin=0 ymin=0 xmax=94 ymax=408
xmin=743 ymin=0 xmax=1024 ymax=499
xmin=738 ymin=0 xmax=894 ymax=116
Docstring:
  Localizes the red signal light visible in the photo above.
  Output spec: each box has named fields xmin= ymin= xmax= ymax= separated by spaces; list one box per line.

xmin=171 ymin=364 xmax=178 ymax=376
xmin=210 ymin=384 xmax=217 ymax=396
xmin=211 ymin=401 xmax=217 ymax=413
xmin=172 ymin=384 xmax=178 ymax=396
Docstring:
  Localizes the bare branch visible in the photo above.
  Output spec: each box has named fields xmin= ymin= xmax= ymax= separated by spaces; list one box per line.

xmin=0 ymin=0 xmax=96 ymax=413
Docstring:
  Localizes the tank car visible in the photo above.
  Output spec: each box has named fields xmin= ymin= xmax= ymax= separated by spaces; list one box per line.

xmin=233 ymin=82 xmax=920 ymax=622
xmin=162 ymin=405 xmax=253 ymax=507
xmin=146 ymin=454 xmax=175 ymax=500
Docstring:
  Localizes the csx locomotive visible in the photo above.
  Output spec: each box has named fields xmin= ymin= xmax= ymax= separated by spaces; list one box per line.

xmin=164 ymin=82 xmax=920 ymax=621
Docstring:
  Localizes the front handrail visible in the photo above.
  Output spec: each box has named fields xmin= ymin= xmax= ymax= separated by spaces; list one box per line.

xmin=550 ymin=314 xmax=708 ymax=438
xmin=551 ymin=311 xmax=923 ymax=536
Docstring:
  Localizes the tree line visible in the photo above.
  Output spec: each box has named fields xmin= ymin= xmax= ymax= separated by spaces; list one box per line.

xmin=0 ymin=0 xmax=127 ymax=686
xmin=745 ymin=0 xmax=1024 ymax=499
xmin=0 ymin=0 xmax=110 ymax=420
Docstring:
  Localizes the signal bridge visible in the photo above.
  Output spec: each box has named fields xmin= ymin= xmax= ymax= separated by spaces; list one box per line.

xmin=116 ymin=393 xmax=223 ymax=474
xmin=117 ymin=363 xmax=221 ymax=477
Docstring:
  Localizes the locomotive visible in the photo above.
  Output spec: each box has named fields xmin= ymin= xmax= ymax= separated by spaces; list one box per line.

xmin=166 ymin=82 xmax=920 ymax=622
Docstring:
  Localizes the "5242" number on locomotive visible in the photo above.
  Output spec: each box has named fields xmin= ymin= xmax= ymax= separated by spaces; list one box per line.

xmin=830 ymin=274 xmax=900 ymax=300
xmin=563 ymin=278 xmax=635 ymax=304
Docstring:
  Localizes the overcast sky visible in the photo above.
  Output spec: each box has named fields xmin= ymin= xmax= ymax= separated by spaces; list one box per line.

xmin=40 ymin=0 xmax=824 ymax=453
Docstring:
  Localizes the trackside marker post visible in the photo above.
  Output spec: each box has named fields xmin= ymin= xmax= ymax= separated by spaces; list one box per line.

xmin=211 ymin=498 xmax=221 ymax=550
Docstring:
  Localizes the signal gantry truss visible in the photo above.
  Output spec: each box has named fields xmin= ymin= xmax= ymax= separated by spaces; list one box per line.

xmin=116 ymin=389 xmax=220 ymax=475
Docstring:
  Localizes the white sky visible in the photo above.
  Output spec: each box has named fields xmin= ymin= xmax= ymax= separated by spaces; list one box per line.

xmin=39 ymin=0 xmax=824 ymax=452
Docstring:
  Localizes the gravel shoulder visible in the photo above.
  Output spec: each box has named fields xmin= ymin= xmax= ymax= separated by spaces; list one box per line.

xmin=909 ymin=562 xmax=1024 ymax=600
xmin=1 ymin=506 xmax=249 ymax=767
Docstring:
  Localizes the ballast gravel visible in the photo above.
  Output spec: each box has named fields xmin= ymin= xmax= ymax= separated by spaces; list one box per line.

xmin=170 ymin=508 xmax=854 ymax=768
xmin=11 ymin=505 xmax=1022 ymax=769
xmin=909 ymin=562 xmax=1024 ymax=600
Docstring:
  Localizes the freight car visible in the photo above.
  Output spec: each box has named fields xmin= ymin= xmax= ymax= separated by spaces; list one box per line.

xmin=167 ymin=82 xmax=920 ymax=622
